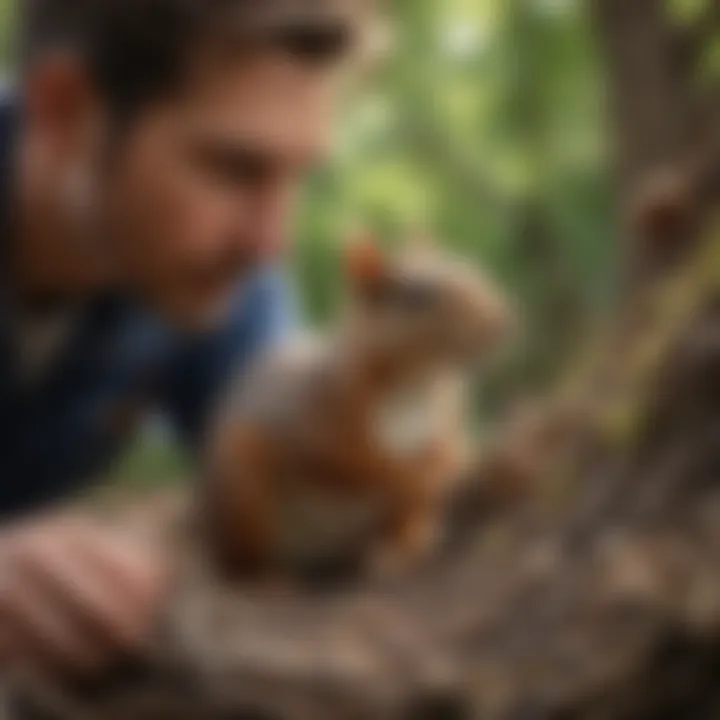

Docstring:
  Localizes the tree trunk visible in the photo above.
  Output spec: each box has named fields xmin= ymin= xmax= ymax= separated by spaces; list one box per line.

xmin=591 ymin=0 xmax=705 ymax=292
xmin=4 ymin=4 xmax=720 ymax=719
xmin=4 ymin=201 xmax=720 ymax=719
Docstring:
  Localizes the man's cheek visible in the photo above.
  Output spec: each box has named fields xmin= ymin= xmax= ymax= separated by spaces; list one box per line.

xmin=169 ymin=190 xmax=236 ymax=257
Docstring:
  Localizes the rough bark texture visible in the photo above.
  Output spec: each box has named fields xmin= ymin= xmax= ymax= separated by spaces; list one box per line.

xmin=2 ymin=202 xmax=718 ymax=719
xmin=4 ymin=3 xmax=720 ymax=718
xmin=592 ymin=0 xmax=692 ymax=193
xmin=590 ymin=0 xmax=715 ymax=290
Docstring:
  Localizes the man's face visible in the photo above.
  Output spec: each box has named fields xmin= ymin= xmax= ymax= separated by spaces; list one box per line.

xmin=98 ymin=52 xmax=336 ymax=329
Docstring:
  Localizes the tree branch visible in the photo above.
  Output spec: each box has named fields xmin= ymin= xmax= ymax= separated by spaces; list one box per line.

xmin=6 ymin=218 xmax=720 ymax=719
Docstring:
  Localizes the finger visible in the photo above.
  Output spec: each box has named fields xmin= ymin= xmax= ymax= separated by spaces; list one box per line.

xmin=75 ymin=530 xmax=170 ymax=612
xmin=0 ymin=516 xmax=113 ymax=674
xmin=74 ymin=529 xmax=170 ymax=647
xmin=0 ymin=571 xmax=108 ymax=675
xmin=40 ymin=520 xmax=169 ymax=610
xmin=18 ymin=535 xmax=165 ymax=658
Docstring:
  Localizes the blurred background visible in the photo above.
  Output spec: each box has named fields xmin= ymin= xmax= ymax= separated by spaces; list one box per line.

xmin=1 ymin=0 xmax=716 ymax=488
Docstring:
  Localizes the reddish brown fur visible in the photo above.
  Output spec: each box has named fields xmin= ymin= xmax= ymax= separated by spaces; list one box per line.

xmin=202 ymin=236 xmax=511 ymax=582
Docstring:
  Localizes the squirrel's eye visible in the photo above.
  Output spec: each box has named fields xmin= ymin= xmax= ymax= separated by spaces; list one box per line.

xmin=363 ymin=279 xmax=397 ymax=307
xmin=399 ymin=281 xmax=439 ymax=311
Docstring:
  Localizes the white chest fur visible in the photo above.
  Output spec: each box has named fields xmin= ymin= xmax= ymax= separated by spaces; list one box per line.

xmin=373 ymin=373 xmax=465 ymax=458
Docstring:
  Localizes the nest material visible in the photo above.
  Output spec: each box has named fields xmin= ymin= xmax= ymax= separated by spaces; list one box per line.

xmin=5 ymin=219 xmax=720 ymax=719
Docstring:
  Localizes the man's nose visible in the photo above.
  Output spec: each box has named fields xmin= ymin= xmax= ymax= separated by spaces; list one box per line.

xmin=245 ymin=188 xmax=295 ymax=259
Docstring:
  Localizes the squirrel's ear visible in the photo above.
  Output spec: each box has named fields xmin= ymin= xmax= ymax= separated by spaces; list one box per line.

xmin=343 ymin=232 xmax=388 ymax=292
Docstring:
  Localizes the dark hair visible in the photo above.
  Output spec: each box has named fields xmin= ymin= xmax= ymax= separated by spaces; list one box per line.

xmin=22 ymin=0 xmax=359 ymax=117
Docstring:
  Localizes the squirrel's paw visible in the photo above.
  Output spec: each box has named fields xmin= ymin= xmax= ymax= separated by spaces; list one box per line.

xmin=366 ymin=543 xmax=414 ymax=581
xmin=366 ymin=524 xmax=440 ymax=581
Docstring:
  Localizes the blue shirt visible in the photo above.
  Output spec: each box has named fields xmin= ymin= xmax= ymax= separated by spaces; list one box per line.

xmin=0 ymin=96 xmax=295 ymax=519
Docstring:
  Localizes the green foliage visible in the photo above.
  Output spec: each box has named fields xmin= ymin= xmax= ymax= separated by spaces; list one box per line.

xmin=109 ymin=434 xmax=192 ymax=489
xmin=668 ymin=0 xmax=710 ymax=23
xmin=0 ymin=0 xmax=617 ymax=476
xmin=699 ymin=36 xmax=720 ymax=85
xmin=296 ymin=0 xmax=613 ymax=399
xmin=0 ymin=0 xmax=14 ymax=68
xmin=0 ymin=0 xmax=613 ymax=389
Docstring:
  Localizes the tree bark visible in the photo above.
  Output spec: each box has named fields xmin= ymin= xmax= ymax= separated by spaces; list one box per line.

xmin=590 ymin=0 xmax=709 ymax=293
xmin=4 ymin=211 xmax=720 ymax=719
xmin=591 ymin=0 xmax=693 ymax=196
xmin=4 ymin=5 xmax=720 ymax=719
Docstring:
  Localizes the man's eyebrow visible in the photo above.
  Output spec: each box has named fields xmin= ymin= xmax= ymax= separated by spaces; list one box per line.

xmin=196 ymin=138 xmax=273 ymax=165
xmin=196 ymin=136 xmax=328 ymax=171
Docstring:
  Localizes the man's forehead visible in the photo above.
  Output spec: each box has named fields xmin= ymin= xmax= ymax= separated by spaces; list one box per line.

xmin=181 ymin=52 xmax=339 ymax=160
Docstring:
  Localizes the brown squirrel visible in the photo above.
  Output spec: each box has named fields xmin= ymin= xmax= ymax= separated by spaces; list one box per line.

xmin=201 ymin=233 xmax=512 ymax=581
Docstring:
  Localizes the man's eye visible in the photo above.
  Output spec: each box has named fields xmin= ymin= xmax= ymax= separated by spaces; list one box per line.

xmin=197 ymin=147 xmax=273 ymax=187
xmin=221 ymin=155 xmax=271 ymax=186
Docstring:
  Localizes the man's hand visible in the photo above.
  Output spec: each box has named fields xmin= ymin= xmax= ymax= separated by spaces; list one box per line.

xmin=0 ymin=514 xmax=169 ymax=678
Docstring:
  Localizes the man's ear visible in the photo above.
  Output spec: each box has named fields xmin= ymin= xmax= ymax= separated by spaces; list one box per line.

xmin=24 ymin=51 xmax=99 ymax=157
xmin=343 ymin=231 xmax=389 ymax=296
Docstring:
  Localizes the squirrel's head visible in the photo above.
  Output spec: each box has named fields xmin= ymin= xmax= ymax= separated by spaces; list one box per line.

xmin=342 ymin=231 xmax=512 ymax=373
